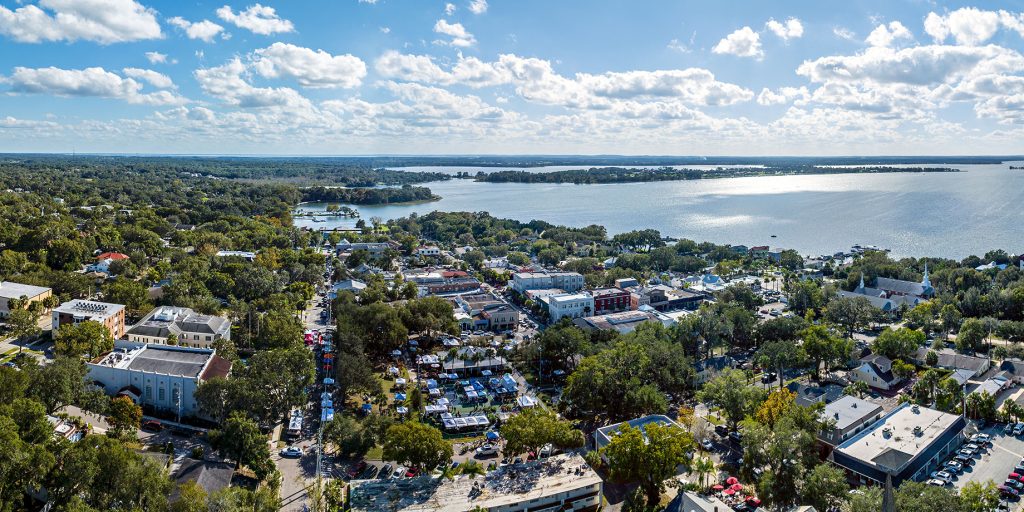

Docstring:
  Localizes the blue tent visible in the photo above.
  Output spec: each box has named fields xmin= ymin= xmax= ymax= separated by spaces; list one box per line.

xmin=361 ymin=403 xmax=372 ymax=414
xmin=426 ymin=379 xmax=438 ymax=389
xmin=395 ymin=393 xmax=407 ymax=401
xmin=321 ymin=408 xmax=335 ymax=422
xmin=323 ymin=377 xmax=335 ymax=385
xmin=486 ymin=431 xmax=500 ymax=441
xmin=502 ymin=374 xmax=517 ymax=390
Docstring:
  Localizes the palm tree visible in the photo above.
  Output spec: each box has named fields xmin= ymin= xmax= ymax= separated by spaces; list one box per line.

xmin=692 ymin=457 xmax=716 ymax=489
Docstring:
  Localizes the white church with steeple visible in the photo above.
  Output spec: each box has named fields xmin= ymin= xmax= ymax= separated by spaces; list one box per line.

xmin=841 ymin=265 xmax=934 ymax=311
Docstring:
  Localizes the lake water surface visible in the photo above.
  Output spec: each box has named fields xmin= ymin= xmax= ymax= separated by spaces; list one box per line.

xmin=295 ymin=163 xmax=1024 ymax=259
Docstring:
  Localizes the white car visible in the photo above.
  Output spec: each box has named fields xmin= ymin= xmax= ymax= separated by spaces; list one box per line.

xmin=930 ymin=470 xmax=953 ymax=481
xmin=279 ymin=446 xmax=303 ymax=458
xmin=476 ymin=444 xmax=499 ymax=456
xmin=700 ymin=439 xmax=715 ymax=451
xmin=926 ymin=478 xmax=948 ymax=487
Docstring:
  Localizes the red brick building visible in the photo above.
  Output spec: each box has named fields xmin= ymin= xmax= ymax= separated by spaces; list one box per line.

xmin=590 ymin=288 xmax=631 ymax=315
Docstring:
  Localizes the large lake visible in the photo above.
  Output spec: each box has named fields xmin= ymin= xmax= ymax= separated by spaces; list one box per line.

xmin=295 ymin=163 xmax=1024 ymax=259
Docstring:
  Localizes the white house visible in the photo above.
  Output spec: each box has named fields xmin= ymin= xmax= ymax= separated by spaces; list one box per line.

xmin=850 ymin=354 xmax=902 ymax=391
xmin=416 ymin=246 xmax=441 ymax=257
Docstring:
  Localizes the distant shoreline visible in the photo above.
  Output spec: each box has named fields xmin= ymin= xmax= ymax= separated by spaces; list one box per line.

xmin=469 ymin=166 xmax=960 ymax=185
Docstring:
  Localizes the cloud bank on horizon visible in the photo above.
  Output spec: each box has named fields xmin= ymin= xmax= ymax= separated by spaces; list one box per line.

xmin=1 ymin=0 xmax=1024 ymax=155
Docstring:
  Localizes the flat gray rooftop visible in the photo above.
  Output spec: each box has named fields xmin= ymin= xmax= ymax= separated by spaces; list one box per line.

xmin=127 ymin=347 xmax=210 ymax=377
xmin=822 ymin=395 xmax=883 ymax=431
xmin=834 ymin=403 xmax=961 ymax=471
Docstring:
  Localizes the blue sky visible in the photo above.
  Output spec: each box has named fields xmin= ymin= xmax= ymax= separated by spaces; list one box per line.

xmin=1 ymin=0 xmax=1024 ymax=155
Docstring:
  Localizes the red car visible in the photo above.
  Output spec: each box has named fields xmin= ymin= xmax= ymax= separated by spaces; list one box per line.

xmin=405 ymin=467 xmax=419 ymax=478
xmin=141 ymin=420 xmax=163 ymax=432
xmin=346 ymin=461 xmax=367 ymax=479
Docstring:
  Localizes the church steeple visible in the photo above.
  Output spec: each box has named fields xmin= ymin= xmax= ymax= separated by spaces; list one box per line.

xmin=881 ymin=472 xmax=896 ymax=512
xmin=922 ymin=262 xmax=931 ymax=288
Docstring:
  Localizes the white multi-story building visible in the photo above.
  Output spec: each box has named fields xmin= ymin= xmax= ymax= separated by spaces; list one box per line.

xmin=126 ymin=306 xmax=231 ymax=348
xmin=547 ymin=292 xmax=594 ymax=322
xmin=509 ymin=271 xmax=584 ymax=293
xmin=87 ymin=341 xmax=232 ymax=419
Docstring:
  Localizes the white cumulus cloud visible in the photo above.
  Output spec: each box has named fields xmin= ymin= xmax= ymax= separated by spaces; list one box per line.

xmin=216 ymin=4 xmax=294 ymax=35
xmin=865 ymin=21 xmax=913 ymax=47
xmin=924 ymin=7 xmax=1001 ymax=46
xmin=434 ymin=19 xmax=476 ymax=47
xmin=168 ymin=17 xmax=225 ymax=42
xmin=195 ymin=57 xmax=312 ymax=110
xmin=757 ymin=86 xmax=809 ymax=105
xmin=766 ymin=17 xmax=803 ymax=41
xmin=468 ymin=0 xmax=487 ymax=15
xmin=0 ymin=0 xmax=161 ymax=44
xmin=252 ymin=42 xmax=366 ymax=89
xmin=7 ymin=66 xmax=184 ymax=105
xmin=122 ymin=67 xmax=175 ymax=89
xmin=445 ymin=3 xmax=456 ymax=15
xmin=712 ymin=26 xmax=763 ymax=59
xmin=145 ymin=51 xmax=167 ymax=64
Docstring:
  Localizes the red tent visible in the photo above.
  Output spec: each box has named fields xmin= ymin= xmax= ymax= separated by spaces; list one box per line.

xmin=711 ymin=484 xmax=725 ymax=491
xmin=723 ymin=489 xmax=736 ymax=496
xmin=730 ymin=483 xmax=743 ymax=491
xmin=726 ymin=476 xmax=739 ymax=485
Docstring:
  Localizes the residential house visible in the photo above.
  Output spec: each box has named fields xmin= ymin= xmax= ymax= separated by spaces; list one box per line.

xmin=416 ymin=245 xmax=441 ymax=257
xmin=694 ymin=355 xmax=735 ymax=385
xmin=171 ymin=459 xmax=234 ymax=501
xmin=910 ymin=347 xmax=991 ymax=378
xmin=999 ymin=359 xmax=1024 ymax=384
xmin=850 ymin=354 xmax=902 ymax=391
xmin=786 ymin=382 xmax=846 ymax=407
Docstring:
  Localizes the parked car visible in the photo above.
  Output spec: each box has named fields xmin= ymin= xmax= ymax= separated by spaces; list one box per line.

xmin=729 ymin=431 xmax=743 ymax=443
xmin=926 ymin=478 xmax=948 ymax=487
xmin=958 ymin=449 xmax=975 ymax=459
xmin=944 ymin=461 xmax=963 ymax=473
xmin=379 ymin=463 xmax=393 ymax=479
xmin=1006 ymin=423 xmax=1014 ymax=434
xmin=930 ymin=470 xmax=954 ymax=481
xmin=392 ymin=466 xmax=406 ymax=479
xmin=345 ymin=461 xmax=367 ymax=479
xmin=1013 ymin=422 xmax=1024 ymax=436
xmin=279 ymin=446 xmax=303 ymax=458
xmin=1006 ymin=479 xmax=1024 ymax=491
xmin=700 ymin=439 xmax=715 ymax=451
xmin=953 ymin=454 xmax=973 ymax=465
xmin=141 ymin=420 xmax=163 ymax=432
xmin=714 ymin=425 xmax=729 ymax=437
xmin=1000 ymin=484 xmax=1020 ymax=498
xmin=476 ymin=444 xmax=499 ymax=456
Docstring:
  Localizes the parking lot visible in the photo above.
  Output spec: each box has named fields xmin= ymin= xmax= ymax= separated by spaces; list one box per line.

xmin=953 ymin=424 xmax=1024 ymax=510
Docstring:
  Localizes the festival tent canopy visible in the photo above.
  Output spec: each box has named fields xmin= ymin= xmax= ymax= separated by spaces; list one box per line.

xmin=517 ymin=395 xmax=538 ymax=408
